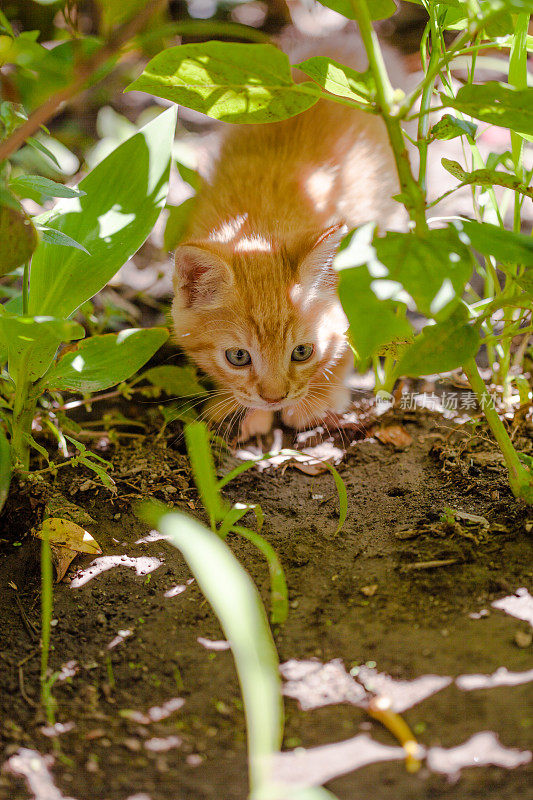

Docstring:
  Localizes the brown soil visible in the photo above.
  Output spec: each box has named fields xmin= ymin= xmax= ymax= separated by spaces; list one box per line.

xmin=0 ymin=403 xmax=531 ymax=800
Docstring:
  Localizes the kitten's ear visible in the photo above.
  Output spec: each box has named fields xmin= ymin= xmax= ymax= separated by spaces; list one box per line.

xmin=296 ymin=223 xmax=347 ymax=295
xmin=297 ymin=224 xmax=348 ymax=295
xmin=174 ymin=244 xmax=233 ymax=308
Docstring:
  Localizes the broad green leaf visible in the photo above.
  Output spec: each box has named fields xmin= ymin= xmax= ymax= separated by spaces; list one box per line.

xmin=317 ymin=0 xmax=397 ymax=21
xmin=36 ymin=225 xmax=90 ymax=253
xmin=372 ymin=227 xmax=474 ymax=319
xmin=336 ymin=227 xmax=412 ymax=363
xmin=125 ymin=42 xmax=321 ymax=124
xmin=443 ymin=82 xmax=533 ymax=137
xmin=453 ymin=219 xmax=533 ymax=291
xmin=295 ymin=57 xmax=373 ymax=103
xmin=163 ymin=198 xmax=196 ymax=251
xmin=395 ymin=314 xmax=479 ymax=377
xmin=0 ymin=427 xmax=11 ymax=513
xmin=142 ymin=506 xmax=283 ymax=794
xmin=0 ymin=315 xmax=84 ymax=383
xmin=44 ymin=328 xmax=169 ymax=393
xmin=141 ymin=364 xmax=207 ymax=397
xmin=176 ymin=160 xmax=201 ymax=192
xmin=442 ymin=158 xmax=533 ymax=199
xmin=29 ymin=108 xmax=176 ymax=318
xmin=0 ymin=205 xmax=38 ymax=276
xmin=429 ymin=114 xmax=477 ymax=142
xmin=9 ymin=175 xmax=86 ymax=202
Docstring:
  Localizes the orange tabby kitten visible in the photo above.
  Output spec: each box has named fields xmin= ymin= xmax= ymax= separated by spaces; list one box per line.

xmin=172 ymin=37 xmax=402 ymax=440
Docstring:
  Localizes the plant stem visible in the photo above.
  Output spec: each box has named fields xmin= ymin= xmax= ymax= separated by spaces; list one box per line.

xmin=11 ymin=385 xmax=37 ymax=470
xmin=350 ymin=0 xmax=427 ymax=231
xmin=463 ymin=358 xmax=532 ymax=503
xmin=0 ymin=0 xmax=167 ymax=163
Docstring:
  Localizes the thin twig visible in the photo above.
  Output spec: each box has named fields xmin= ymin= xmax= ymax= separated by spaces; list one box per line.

xmin=0 ymin=0 xmax=168 ymax=162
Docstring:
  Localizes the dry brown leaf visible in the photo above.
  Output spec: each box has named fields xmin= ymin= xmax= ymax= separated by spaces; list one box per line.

xmin=35 ymin=518 xmax=102 ymax=582
xmin=288 ymin=459 xmax=332 ymax=476
xmin=374 ymin=424 xmax=413 ymax=450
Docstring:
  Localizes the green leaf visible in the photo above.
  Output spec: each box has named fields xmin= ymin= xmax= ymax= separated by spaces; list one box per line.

xmin=0 ymin=427 xmax=11 ymax=513
xmin=0 ymin=205 xmax=38 ymax=277
xmin=141 ymin=506 xmax=283 ymax=793
xmin=125 ymin=42 xmax=321 ymax=124
xmin=176 ymin=160 xmax=201 ymax=192
xmin=26 ymin=136 xmax=62 ymax=169
xmin=29 ymin=107 xmax=176 ymax=319
xmin=337 ymin=228 xmax=413 ymax=364
xmin=429 ymin=114 xmax=477 ymax=142
xmin=9 ymin=175 xmax=86 ymax=202
xmin=295 ymin=56 xmax=373 ymax=103
xmin=372 ymin=227 xmax=475 ymax=319
xmin=163 ymin=198 xmax=196 ymax=251
xmin=441 ymin=158 xmax=533 ymax=199
xmin=453 ymin=219 xmax=533 ymax=291
xmin=36 ymin=225 xmax=90 ymax=253
xmin=317 ymin=0 xmax=397 ymax=21
xmin=141 ymin=364 xmax=207 ymax=397
xmin=0 ymin=315 xmax=84 ymax=383
xmin=443 ymin=82 xmax=533 ymax=137
xmin=395 ymin=313 xmax=480 ymax=377
xmin=44 ymin=328 xmax=169 ymax=393
xmin=184 ymin=421 xmax=228 ymax=528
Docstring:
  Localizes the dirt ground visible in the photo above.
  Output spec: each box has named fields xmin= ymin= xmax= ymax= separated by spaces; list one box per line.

xmin=0 ymin=392 xmax=531 ymax=800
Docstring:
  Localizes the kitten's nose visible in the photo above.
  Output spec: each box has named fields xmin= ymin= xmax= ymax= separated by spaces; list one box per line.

xmin=259 ymin=392 xmax=287 ymax=404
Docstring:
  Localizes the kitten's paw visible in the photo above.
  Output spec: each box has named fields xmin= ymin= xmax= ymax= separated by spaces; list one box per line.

xmin=238 ymin=408 xmax=274 ymax=442
xmin=238 ymin=409 xmax=274 ymax=441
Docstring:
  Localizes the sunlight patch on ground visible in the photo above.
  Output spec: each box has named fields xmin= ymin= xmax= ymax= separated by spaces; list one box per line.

xmin=456 ymin=667 xmax=533 ymax=691
xmin=107 ymin=629 xmax=132 ymax=650
xmin=426 ymin=732 xmax=532 ymax=778
xmin=5 ymin=748 xmax=77 ymax=800
xmin=164 ymin=578 xmax=194 ymax=598
xmin=144 ymin=736 xmax=182 ymax=752
xmin=135 ymin=529 xmax=168 ymax=544
xmin=270 ymin=733 xmax=404 ymax=788
xmin=197 ymin=637 xmax=231 ymax=651
xmin=492 ymin=587 xmax=533 ymax=625
xmin=120 ymin=698 xmax=184 ymax=725
xmin=70 ymin=555 xmax=163 ymax=587
xmin=281 ymin=659 xmax=451 ymax=712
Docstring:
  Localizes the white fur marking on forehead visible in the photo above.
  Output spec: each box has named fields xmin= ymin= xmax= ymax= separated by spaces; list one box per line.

xmin=235 ymin=235 xmax=272 ymax=253
xmin=209 ymin=214 xmax=248 ymax=243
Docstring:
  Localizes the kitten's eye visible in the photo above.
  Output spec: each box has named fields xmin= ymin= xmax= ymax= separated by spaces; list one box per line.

xmin=291 ymin=343 xmax=314 ymax=362
xmin=225 ymin=347 xmax=252 ymax=367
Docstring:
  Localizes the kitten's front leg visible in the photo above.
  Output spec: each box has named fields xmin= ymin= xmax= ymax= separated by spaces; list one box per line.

xmin=238 ymin=409 xmax=274 ymax=441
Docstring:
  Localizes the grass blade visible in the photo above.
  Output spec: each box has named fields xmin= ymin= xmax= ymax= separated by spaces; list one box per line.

xmin=146 ymin=507 xmax=283 ymax=796
xmin=185 ymin=421 xmax=227 ymax=528
xmin=233 ymin=524 xmax=289 ymax=625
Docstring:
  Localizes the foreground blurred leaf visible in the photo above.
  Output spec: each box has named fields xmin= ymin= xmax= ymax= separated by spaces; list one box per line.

xmin=44 ymin=328 xmax=169 ymax=393
xmin=163 ymin=198 xmax=196 ymax=251
xmin=29 ymin=108 xmax=176 ymax=318
xmin=0 ymin=315 xmax=84 ymax=383
xmin=142 ymin=364 xmax=207 ymax=397
xmin=317 ymin=0 xmax=397 ymax=21
xmin=444 ymin=82 xmax=533 ymax=136
xmin=141 ymin=506 xmax=283 ymax=795
xmin=0 ymin=205 xmax=38 ymax=276
xmin=126 ymin=42 xmax=321 ymax=124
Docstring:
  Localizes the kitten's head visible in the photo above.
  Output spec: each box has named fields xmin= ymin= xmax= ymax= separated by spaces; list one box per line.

xmin=172 ymin=225 xmax=349 ymax=412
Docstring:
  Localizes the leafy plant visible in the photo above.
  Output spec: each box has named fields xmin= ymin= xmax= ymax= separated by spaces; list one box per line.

xmin=0 ymin=109 xmax=176 ymax=492
xmin=127 ymin=0 xmax=533 ymax=503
